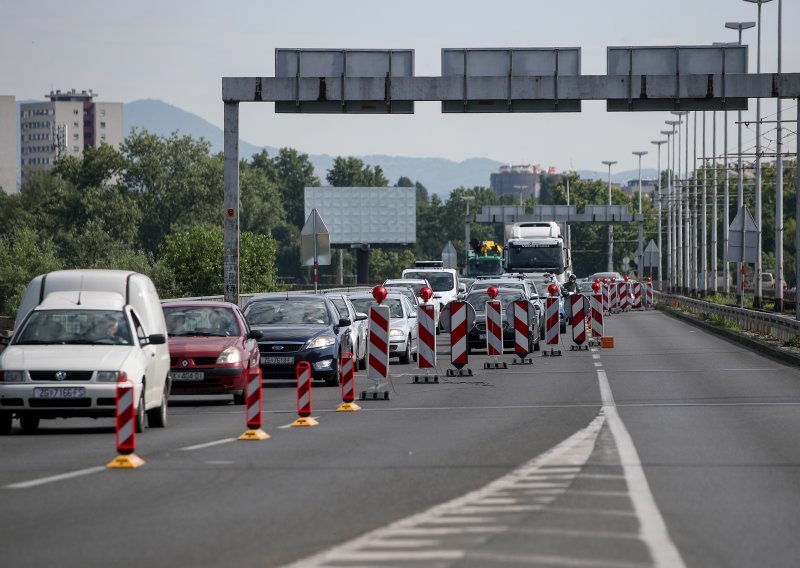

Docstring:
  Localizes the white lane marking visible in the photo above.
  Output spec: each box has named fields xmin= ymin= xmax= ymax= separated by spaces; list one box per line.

xmin=205 ymin=461 xmax=234 ymax=465
xmin=279 ymin=415 xmax=604 ymax=568
xmin=4 ymin=466 xmax=105 ymax=490
xmin=511 ymin=526 xmax=640 ymax=540
xmin=598 ymin=368 xmax=687 ymax=568
xmin=324 ymin=550 xmax=464 ymax=562
xmin=178 ymin=438 xmax=237 ymax=451
xmin=468 ymin=550 xmax=650 ymax=568
xmin=594 ymin=362 xmax=603 ymax=367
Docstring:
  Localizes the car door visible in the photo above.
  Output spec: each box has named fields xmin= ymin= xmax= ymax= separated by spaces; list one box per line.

xmin=235 ymin=307 xmax=260 ymax=370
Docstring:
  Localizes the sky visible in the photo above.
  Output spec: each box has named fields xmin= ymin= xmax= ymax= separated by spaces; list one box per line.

xmin=2 ymin=0 xmax=798 ymax=174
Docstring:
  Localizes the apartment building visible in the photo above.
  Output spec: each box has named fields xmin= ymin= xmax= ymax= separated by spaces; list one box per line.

xmin=19 ymin=89 xmax=122 ymax=185
xmin=0 ymin=95 xmax=15 ymax=194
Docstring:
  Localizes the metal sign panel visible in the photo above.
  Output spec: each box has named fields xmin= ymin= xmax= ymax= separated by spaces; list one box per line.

xmin=300 ymin=209 xmax=331 ymax=266
xmin=607 ymin=45 xmax=748 ymax=112
xmin=531 ymin=205 xmax=578 ymax=221
xmin=275 ymin=49 xmax=414 ymax=113
xmin=643 ymin=240 xmax=659 ymax=268
xmin=475 ymin=205 xmax=526 ymax=223
xmin=442 ymin=241 xmax=458 ymax=269
xmin=442 ymin=48 xmax=581 ymax=113
xmin=728 ymin=206 xmax=759 ymax=264
xmin=584 ymin=205 xmax=633 ymax=223
xmin=304 ymin=187 xmax=415 ymax=245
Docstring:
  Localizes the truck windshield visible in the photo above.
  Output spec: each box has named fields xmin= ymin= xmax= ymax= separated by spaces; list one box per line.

xmin=467 ymin=259 xmax=504 ymax=277
xmin=14 ymin=310 xmax=132 ymax=345
xmin=507 ymin=244 xmax=565 ymax=272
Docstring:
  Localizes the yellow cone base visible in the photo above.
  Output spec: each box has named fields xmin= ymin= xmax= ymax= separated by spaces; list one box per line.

xmin=291 ymin=416 xmax=319 ymax=427
xmin=239 ymin=428 xmax=270 ymax=441
xmin=336 ymin=402 xmax=362 ymax=412
xmin=107 ymin=454 xmax=145 ymax=469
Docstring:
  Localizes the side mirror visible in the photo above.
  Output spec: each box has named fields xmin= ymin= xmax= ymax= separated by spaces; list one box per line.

xmin=355 ymin=312 xmax=368 ymax=322
xmin=432 ymin=293 xmax=442 ymax=299
xmin=337 ymin=317 xmax=352 ymax=328
xmin=147 ymin=333 xmax=166 ymax=345
xmin=408 ymin=311 xmax=417 ymax=318
xmin=458 ymin=283 xmax=467 ymax=293
xmin=247 ymin=330 xmax=263 ymax=340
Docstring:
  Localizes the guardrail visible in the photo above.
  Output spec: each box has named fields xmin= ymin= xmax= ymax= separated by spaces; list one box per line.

xmin=657 ymin=292 xmax=800 ymax=343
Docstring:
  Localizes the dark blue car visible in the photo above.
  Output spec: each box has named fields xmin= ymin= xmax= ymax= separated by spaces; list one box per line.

xmin=242 ymin=294 xmax=354 ymax=386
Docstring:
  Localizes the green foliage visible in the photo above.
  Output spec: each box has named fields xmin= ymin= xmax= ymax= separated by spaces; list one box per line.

xmin=368 ymin=249 xmax=417 ymax=282
xmin=0 ymin=227 xmax=62 ymax=316
xmin=326 ymin=157 xmax=388 ymax=187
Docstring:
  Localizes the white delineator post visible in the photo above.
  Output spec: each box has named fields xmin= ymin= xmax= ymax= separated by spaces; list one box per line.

xmin=239 ymin=367 xmax=270 ymax=439
xmin=511 ymin=300 xmax=534 ymax=362
xmin=570 ymin=294 xmax=587 ymax=349
xmin=417 ymin=303 xmax=437 ymax=369
xmin=645 ymin=278 xmax=654 ymax=309
xmin=591 ymin=293 xmax=604 ymax=342
xmin=107 ymin=373 xmax=145 ymax=468
xmin=632 ymin=281 xmax=643 ymax=310
xmin=291 ymin=361 xmax=318 ymax=427
xmin=336 ymin=353 xmax=361 ymax=411
xmin=486 ymin=300 xmax=503 ymax=357
xmin=449 ymin=301 xmax=469 ymax=370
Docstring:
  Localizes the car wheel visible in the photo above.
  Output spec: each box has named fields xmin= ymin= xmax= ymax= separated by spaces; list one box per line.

xmin=135 ymin=390 xmax=146 ymax=434
xmin=147 ymin=384 xmax=169 ymax=428
xmin=232 ymin=391 xmax=246 ymax=405
xmin=0 ymin=411 xmax=12 ymax=435
xmin=20 ymin=413 xmax=40 ymax=434
xmin=399 ymin=339 xmax=411 ymax=364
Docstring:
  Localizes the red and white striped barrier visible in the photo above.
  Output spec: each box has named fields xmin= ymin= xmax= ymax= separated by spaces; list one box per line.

xmin=367 ymin=305 xmax=391 ymax=384
xmin=413 ymin=303 xmax=439 ymax=383
xmin=449 ymin=301 xmax=469 ymax=371
xmin=602 ymin=282 xmax=609 ymax=314
xmin=645 ymin=280 xmax=654 ymax=308
xmin=570 ymin=294 xmax=587 ymax=350
xmin=632 ymin=281 xmax=642 ymax=309
xmin=336 ymin=353 xmax=361 ymax=411
xmin=543 ymin=296 xmax=562 ymax=356
xmin=511 ymin=300 xmax=535 ymax=363
xmin=590 ymin=293 xmax=604 ymax=341
xmin=291 ymin=361 xmax=318 ymax=426
xmin=107 ymin=374 xmax=145 ymax=468
xmin=486 ymin=300 xmax=503 ymax=356
xmin=619 ymin=282 xmax=630 ymax=311
xmin=239 ymin=367 xmax=269 ymax=439
xmin=609 ymin=281 xmax=618 ymax=313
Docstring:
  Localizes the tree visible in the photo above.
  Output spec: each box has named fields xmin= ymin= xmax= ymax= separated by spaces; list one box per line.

xmin=326 ymin=157 xmax=388 ymax=187
xmin=0 ymin=227 xmax=62 ymax=316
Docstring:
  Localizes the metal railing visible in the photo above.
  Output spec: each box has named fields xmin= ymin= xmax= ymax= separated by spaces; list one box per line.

xmin=657 ymin=292 xmax=800 ymax=343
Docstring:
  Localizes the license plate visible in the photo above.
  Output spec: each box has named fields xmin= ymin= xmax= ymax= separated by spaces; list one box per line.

xmin=261 ymin=356 xmax=294 ymax=365
xmin=172 ymin=371 xmax=204 ymax=381
xmin=33 ymin=387 xmax=86 ymax=399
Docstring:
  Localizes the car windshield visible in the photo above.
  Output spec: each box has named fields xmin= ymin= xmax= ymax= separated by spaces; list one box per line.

xmin=402 ymin=271 xmax=454 ymax=292
xmin=163 ymin=306 xmax=240 ymax=337
xmin=329 ymin=298 xmax=350 ymax=317
xmin=465 ymin=291 xmax=524 ymax=313
xmin=14 ymin=309 xmax=133 ymax=345
xmin=350 ymin=298 xmax=404 ymax=318
xmin=471 ymin=281 xmax=525 ymax=294
xmin=244 ymin=299 xmax=331 ymax=326
xmin=467 ymin=259 xmax=504 ymax=277
xmin=385 ymin=287 xmax=416 ymax=305
xmin=386 ymin=281 xmax=426 ymax=295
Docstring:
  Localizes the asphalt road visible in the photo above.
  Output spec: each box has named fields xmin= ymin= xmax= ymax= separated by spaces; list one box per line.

xmin=2 ymin=308 xmax=800 ymax=567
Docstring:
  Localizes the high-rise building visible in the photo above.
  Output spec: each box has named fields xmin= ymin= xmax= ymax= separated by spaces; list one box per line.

xmin=0 ymin=95 xmax=15 ymax=194
xmin=19 ymin=89 xmax=123 ymax=185
xmin=489 ymin=164 xmax=541 ymax=202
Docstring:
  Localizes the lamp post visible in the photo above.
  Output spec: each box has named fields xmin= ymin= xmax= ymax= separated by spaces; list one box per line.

xmin=711 ymin=110 xmax=718 ymax=294
xmin=665 ymin=121 xmax=681 ymax=291
xmin=672 ymin=111 xmax=689 ymax=292
xmin=463 ymin=195 xmax=474 ymax=269
xmin=652 ymin=140 xmax=668 ymax=290
xmin=774 ymin=0 xmax=784 ymax=311
xmin=725 ymin=21 xmax=755 ymax=302
xmin=743 ymin=0 xmax=773 ymax=308
xmin=602 ymin=160 xmax=617 ymax=272
xmin=633 ymin=151 xmax=648 ymax=279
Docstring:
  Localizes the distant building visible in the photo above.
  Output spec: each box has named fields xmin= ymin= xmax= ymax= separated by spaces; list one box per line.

xmin=624 ymin=178 xmax=657 ymax=199
xmin=0 ymin=95 xmax=15 ymax=194
xmin=490 ymin=164 xmax=542 ymax=202
xmin=19 ymin=89 xmax=123 ymax=185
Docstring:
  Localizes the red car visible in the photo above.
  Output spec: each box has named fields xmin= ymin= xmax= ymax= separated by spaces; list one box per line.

xmin=162 ymin=301 xmax=262 ymax=404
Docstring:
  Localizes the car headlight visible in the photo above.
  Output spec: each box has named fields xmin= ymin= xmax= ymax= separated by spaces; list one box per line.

xmin=216 ymin=346 xmax=242 ymax=364
xmin=389 ymin=329 xmax=405 ymax=338
xmin=96 ymin=371 xmax=121 ymax=382
xmin=304 ymin=335 xmax=336 ymax=350
xmin=1 ymin=370 xmax=25 ymax=382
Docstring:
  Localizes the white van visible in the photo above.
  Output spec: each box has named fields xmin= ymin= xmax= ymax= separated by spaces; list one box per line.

xmin=0 ymin=270 xmax=171 ymax=434
xmin=401 ymin=265 xmax=462 ymax=331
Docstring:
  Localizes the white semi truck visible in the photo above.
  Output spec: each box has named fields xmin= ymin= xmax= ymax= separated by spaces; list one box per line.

xmin=503 ymin=221 xmax=572 ymax=284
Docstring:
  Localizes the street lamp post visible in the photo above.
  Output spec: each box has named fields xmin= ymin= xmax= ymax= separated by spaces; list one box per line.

xmin=602 ymin=160 xmax=617 ymax=272
xmin=672 ymin=111 xmax=689 ymax=292
xmin=725 ymin=21 xmax=755 ymax=302
xmin=665 ymin=121 xmax=681 ymax=291
xmin=775 ymin=0 xmax=784 ymax=311
xmin=633 ymin=151 xmax=648 ymax=279
xmin=711 ymin=110 xmax=718 ymax=294
xmin=652 ymin=140 xmax=668 ymax=290
xmin=743 ymin=0 xmax=773 ymax=308
xmin=463 ymin=195 xmax=474 ymax=269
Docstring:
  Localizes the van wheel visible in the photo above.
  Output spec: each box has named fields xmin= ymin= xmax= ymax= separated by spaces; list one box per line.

xmin=147 ymin=384 xmax=168 ymax=428
xmin=0 ymin=411 xmax=14 ymax=435
xmin=20 ymin=414 xmax=40 ymax=433
xmin=135 ymin=391 xmax=146 ymax=433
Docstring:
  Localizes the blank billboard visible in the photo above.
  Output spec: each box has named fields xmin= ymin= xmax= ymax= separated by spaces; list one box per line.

xmin=304 ymin=186 xmax=416 ymax=245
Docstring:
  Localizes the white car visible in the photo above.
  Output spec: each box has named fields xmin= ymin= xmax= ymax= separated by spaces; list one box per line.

xmin=348 ymin=293 xmax=418 ymax=364
xmin=399 ymin=268 xmax=461 ymax=331
xmin=0 ymin=270 xmax=170 ymax=435
xmin=326 ymin=293 xmax=368 ymax=370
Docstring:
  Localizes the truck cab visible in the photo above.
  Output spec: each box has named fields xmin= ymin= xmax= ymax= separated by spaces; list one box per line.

xmin=504 ymin=222 xmax=571 ymax=284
